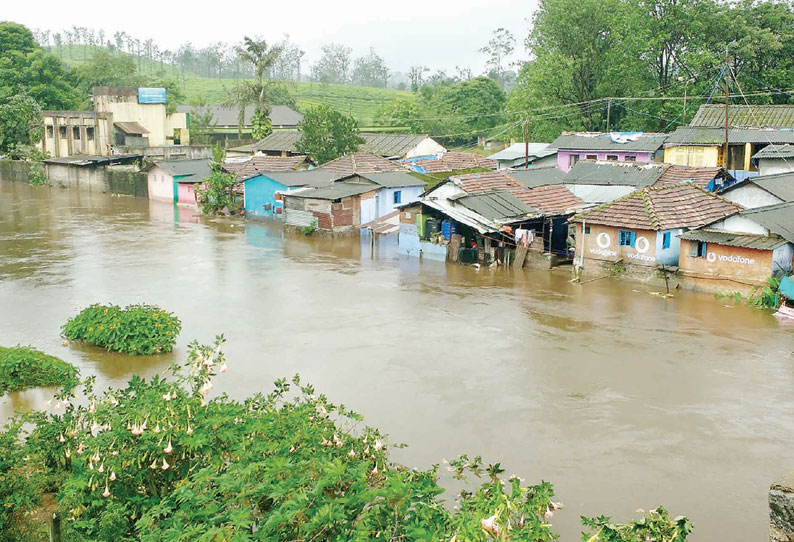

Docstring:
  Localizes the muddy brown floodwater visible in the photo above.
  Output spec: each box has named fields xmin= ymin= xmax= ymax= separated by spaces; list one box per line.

xmin=1 ymin=179 xmax=793 ymax=540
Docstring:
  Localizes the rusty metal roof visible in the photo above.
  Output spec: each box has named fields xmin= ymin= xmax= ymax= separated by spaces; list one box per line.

xmin=114 ymin=121 xmax=149 ymax=135
xmin=690 ymin=104 xmax=794 ymax=129
xmin=572 ymin=185 xmax=742 ymax=230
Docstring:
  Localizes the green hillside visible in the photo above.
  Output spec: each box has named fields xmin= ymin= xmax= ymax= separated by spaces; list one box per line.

xmin=47 ymin=44 xmax=410 ymax=124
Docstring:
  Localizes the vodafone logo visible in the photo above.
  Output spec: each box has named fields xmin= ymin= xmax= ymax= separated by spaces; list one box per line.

xmin=596 ymin=232 xmax=611 ymax=248
xmin=707 ymin=252 xmax=716 ymax=263
xmin=635 ymin=236 xmax=650 ymax=254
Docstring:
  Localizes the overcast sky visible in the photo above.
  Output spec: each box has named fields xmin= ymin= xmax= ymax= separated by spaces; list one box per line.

xmin=5 ymin=0 xmax=540 ymax=74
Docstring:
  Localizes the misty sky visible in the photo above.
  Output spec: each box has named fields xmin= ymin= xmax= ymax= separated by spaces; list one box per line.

xmin=5 ymin=0 xmax=540 ymax=74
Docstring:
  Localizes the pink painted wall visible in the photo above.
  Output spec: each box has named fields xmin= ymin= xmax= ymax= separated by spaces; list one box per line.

xmin=557 ymin=151 xmax=652 ymax=172
xmin=147 ymin=166 xmax=175 ymax=202
xmin=177 ymin=183 xmax=198 ymax=206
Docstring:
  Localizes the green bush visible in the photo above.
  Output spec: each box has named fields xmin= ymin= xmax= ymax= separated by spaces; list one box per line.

xmin=61 ymin=304 xmax=181 ymax=355
xmin=0 ymin=346 xmax=78 ymax=395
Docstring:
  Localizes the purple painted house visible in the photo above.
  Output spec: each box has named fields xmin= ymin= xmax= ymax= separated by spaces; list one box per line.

xmin=550 ymin=132 xmax=667 ymax=172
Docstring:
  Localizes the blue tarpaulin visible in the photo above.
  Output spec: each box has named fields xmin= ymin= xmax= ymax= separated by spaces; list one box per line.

xmin=138 ymin=87 xmax=167 ymax=104
xmin=779 ymin=276 xmax=794 ymax=300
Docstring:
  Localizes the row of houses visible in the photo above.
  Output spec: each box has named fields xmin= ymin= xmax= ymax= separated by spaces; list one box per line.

xmin=143 ymin=102 xmax=794 ymax=296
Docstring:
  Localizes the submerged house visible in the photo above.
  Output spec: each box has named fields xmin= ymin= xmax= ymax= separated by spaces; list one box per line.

xmin=400 ymin=171 xmax=584 ymax=266
xmin=570 ymin=185 xmax=741 ymax=279
xmin=486 ymin=143 xmax=557 ymax=170
xmin=283 ymin=171 xmax=426 ymax=233
xmin=146 ymin=158 xmax=211 ymax=205
xmin=550 ymin=132 xmax=667 ymax=172
xmin=678 ymin=202 xmax=794 ymax=293
xmin=242 ymin=169 xmax=337 ymax=217
xmin=719 ymin=172 xmax=794 ymax=210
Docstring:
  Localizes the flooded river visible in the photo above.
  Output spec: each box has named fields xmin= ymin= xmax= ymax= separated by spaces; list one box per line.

xmin=2 ymin=179 xmax=793 ymax=540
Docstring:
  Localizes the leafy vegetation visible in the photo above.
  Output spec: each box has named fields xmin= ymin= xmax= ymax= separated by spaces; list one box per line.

xmin=61 ymin=304 xmax=181 ymax=355
xmin=0 ymin=346 xmax=78 ymax=395
xmin=0 ymin=337 xmax=690 ymax=541
xmin=715 ymin=277 xmax=783 ymax=310
xmin=197 ymin=144 xmax=239 ymax=215
xmin=296 ymin=104 xmax=365 ymax=163
xmin=28 ymin=162 xmax=47 ymax=186
xmin=581 ymin=507 xmax=692 ymax=541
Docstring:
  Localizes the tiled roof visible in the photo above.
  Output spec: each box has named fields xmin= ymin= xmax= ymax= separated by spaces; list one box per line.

xmin=454 ymin=171 xmax=582 ymax=214
xmin=651 ymin=165 xmax=725 ymax=189
xmin=680 ymin=229 xmax=788 ymax=250
xmin=223 ymin=155 xmax=306 ymax=179
xmin=176 ymin=105 xmax=303 ymax=127
xmin=752 ymin=144 xmax=794 ymax=160
xmin=550 ymin=132 xmax=668 ymax=152
xmin=320 ymin=152 xmax=406 ymax=178
xmin=665 ymin=126 xmax=794 ymax=146
xmin=571 ymin=185 xmax=742 ymax=230
xmin=403 ymin=151 xmax=497 ymax=173
xmin=690 ymin=104 xmax=794 ymax=129
xmin=232 ymin=132 xmax=440 ymax=158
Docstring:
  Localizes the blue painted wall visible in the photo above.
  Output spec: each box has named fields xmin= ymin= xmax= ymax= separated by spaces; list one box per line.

xmin=244 ymin=174 xmax=289 ymax=217
xmin=655 ymin=228 xmax=682 ymax=266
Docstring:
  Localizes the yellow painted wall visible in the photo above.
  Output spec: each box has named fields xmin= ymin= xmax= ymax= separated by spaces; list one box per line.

xmin=38 ymin=115 xmax=112 ymax=157
xmin=664 ymin=145 xmax=720 ymax=167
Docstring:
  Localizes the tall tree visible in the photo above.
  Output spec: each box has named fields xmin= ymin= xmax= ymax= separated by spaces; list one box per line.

xmin=295 ymin=104 xmax=364 ymax=163
xmin=479 ymin=28 xmax=516 ymax=87
xmin=234 ymin=36 xmax=284 ymax=139
xmin=351 ymin=48 xmax=390 ymax=88
xmin=311 ymin=43 xmax=352 ymax=84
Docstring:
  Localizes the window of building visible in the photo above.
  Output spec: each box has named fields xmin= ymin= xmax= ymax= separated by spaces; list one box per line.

xmin=585 ymin=154 xmax=597 ymax=161
xmin=606 ymin=155 xmax=619 ymax=161
xmin=662 ymin=231 xmax=671 ymax=250
xmin=46 ymin=125 xmax=54 ymax=138
xmin=59 ymin=126 xmax=67 ymax=139
xmin=618 ymin=229 xmax=635 ymax=247
xmin=72 ymin=126 xmax=81 ymax=140
xmin=570 ymin=155 xmax=579 ymax=167
xmin=625 ymin=155 xmax=636 ymax=162
xmin=393 ymin=190 xmax=401 ymax=204
xmin=691 ymin=241 xmax=708 ymax=258
xmin=86 ymin=127 xmax=95 ymax=141
xmin=584 ymin=226 xmax=591 ymax=234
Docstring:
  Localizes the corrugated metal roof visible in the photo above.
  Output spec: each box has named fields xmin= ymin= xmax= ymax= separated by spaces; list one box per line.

xmin=232 ymin=132 xmax=439 ymax=158
xmin=356 ymin=171 xmax=426 ymax=188
xmin=572 ymin=184 xmax=742 ymax=230
xmin=690 ymin=104 xmax=794 ymax=129
xmin=564 ymin=160 xmax=666 ymax=187
xmin=550 ymin=132 xmax=667 ymax=152
xmin=153 ymin=158 xmax=212 ymax=181
xmin=244 ymin=169 xmax=336 ymax=188
xmin=454 ymin=171 xmax=583 ymax=214
xmin=665 ymin=126 xmax=794 ymax=146
xmin=752 ymin=144 xmax=794 ymax=159
xmin=487 ymin=143 xmax=556 ymax=161
xmin=680 ymin=229 xmax=787 ymax=250
xmin=507 ymin=167 xmax=567 ymax=188
xmin=450 ymin=190 xmax=540 ymax=220
xmin=176 ymin=105 xmax=303 ymax=127
xmin=114 ymin=121 xmax=149 ymax=135
xmin=740 ymin=202 xmax=794 ymax=243
xmin=286 ymin=182 xmax=377 ymax=200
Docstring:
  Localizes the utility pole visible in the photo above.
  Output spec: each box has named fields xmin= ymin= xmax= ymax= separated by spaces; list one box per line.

xmin=606 ymin=99 xmax=612 ymax=133
xmin=724 ymin=60 xmax=730 ymax=168
xmin=524 ymin=117 xmax=530 ymax=169
xmin=682 ymin=79 xmax=689 ymax=125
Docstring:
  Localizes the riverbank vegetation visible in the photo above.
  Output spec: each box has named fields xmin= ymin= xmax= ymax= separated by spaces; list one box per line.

xmin=0 ymin=336 xmax=691 ymax=541
xmin=61 ymin=304 xmax=181 ymax=355
xmin=0 ymin=346 xmax=78 ymax=395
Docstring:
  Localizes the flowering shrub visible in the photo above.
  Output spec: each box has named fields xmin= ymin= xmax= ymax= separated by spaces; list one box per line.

xmin=0 ymin=346 xmax=78 ymax=395
xmin=61 ymin=304 xmax=181 ymax=355
xmin=0 ymin=336 xmax=691 ymax=541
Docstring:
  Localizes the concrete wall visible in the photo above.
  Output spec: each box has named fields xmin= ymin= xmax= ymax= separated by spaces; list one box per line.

xmin=557 ymin=150 xmax=653 ymax=172
xmin=576 ymin=223 xmax=659 ymax=267
xmin=244 ymin=175 xmax=287 ymax=216
xmin=0 ymin=160 xmax=33 ymax=182
xmin=376 ymin=185 xmax=424 ymax=217
xmin=140 ymin=146 xmax=211 ymax=161
xmin=177 ymin=183 xmax=198 ymax=206
xmin=759 ymin=158 xmax=794 ymax=177
xmin=404 ymin=138 xmax=446 ymax=159
xmin=722 ymin=184 xmax=784 ymax=209
xmin=712 ymin=215 xmax=769 ymax=236
xmin=655 ymin=228 xmax=682 ymax=266
xmin=1 ymin=160 xmax=146 ymax=196
xmin=566 ymin=184 xmax=636 ymax=204
xmin=39 ymin=113 xmax=113 ymax=157
xmin=397 ymin=223 xmax=449 ymax=261
xmin=147 ymin=166 xmax=175 ymax=202
xmin=773 ymin=243 xmax=794 ymax=275
xmin=664 ymin=145 xmax=720 ymax=168
xmin=678 ymin=238 xmax=775 ymax=293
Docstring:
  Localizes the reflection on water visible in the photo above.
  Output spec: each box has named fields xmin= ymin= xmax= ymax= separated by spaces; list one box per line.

xmin=1 ymin=179 xmax=793 ymax=541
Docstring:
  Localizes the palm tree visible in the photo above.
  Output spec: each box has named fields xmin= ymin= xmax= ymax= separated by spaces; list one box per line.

xmin=235 ymin=37 xmax=284 ymax=122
